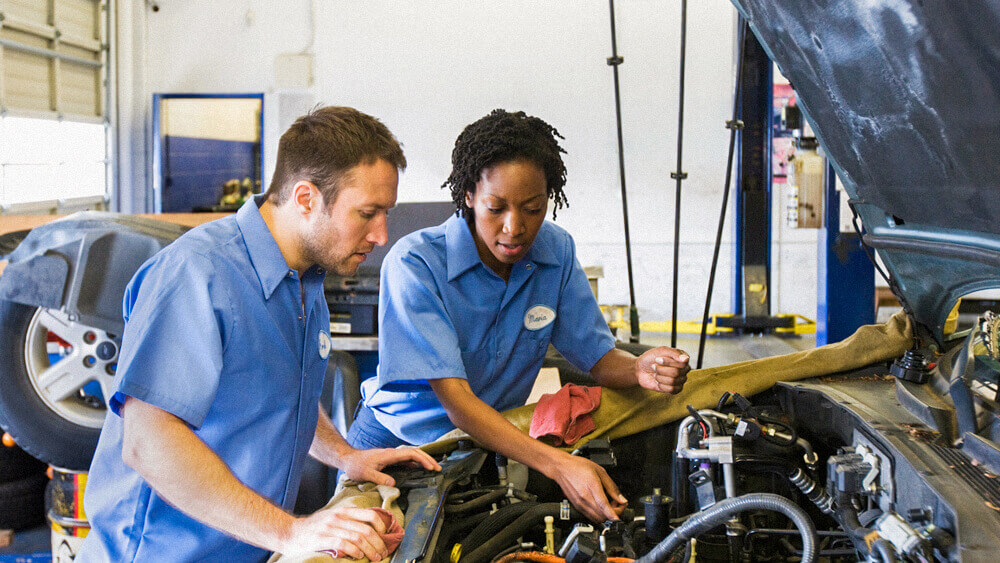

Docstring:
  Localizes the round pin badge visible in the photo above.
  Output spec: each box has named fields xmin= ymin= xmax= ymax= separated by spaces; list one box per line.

xmin=318 ymin=331 xmax=331 ymax=359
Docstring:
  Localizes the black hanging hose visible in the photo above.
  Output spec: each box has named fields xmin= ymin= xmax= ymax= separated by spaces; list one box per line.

xmin=696 ymin=19 xmax=749 ymax=370
xmin=871 ymin=539 xmax=899 ymax=563
xmin=635 ymin=493 xmax=818 ymax=563
xmin=606 ymin=0 xmax=641 ymax=343
xmin=444 ymin=488 xmax=507 ymax=514
xmin=669 ymin=0 xmax=689 ymax=349
xmin=454 ymin=500 xmax=539 ymax=558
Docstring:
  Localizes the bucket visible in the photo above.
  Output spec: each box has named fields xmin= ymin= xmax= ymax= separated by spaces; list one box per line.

xmin=45 ymin=467 xmax=89 ymax=562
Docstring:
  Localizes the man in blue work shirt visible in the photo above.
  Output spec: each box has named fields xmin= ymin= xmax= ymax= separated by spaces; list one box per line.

xmin=348 ymin=109 xmax=690 ymax=524
xmin=78 ymin=107 xmax=440 ymax=562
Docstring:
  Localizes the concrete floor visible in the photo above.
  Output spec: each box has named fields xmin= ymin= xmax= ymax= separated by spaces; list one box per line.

xmin=639 ymin=330 xmax=816 ymax=367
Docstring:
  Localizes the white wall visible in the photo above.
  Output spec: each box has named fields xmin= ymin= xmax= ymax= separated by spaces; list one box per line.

xmin=123 ymin=0 xmax=819 ymax=325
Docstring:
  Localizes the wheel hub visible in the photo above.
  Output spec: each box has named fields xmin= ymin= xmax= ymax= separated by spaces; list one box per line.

xmin=24 ymin=308 xmax=119 ymax=429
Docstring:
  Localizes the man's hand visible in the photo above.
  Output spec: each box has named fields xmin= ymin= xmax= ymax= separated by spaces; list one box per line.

xmin=546 ymin=452 xmax=627 ymax=523
xmin=635 ymin=346 xmax=690 ymax=394
xmin=283 ymin=507 xmax=389 ymax=560
xmin=337 ymin=446 xmax=441 ymax=486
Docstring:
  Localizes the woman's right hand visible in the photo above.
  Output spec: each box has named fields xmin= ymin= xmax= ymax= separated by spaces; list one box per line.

xmin=545 ymin=451 xmax=627 ymax=523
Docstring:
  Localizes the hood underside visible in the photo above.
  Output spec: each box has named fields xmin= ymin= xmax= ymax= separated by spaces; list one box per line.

xmin=731 ymin=0 xmax=1000 ymax=343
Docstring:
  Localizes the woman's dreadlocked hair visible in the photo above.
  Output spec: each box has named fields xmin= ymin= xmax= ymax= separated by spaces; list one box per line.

xmin=442 ymin=109 xmax=569 ymax=219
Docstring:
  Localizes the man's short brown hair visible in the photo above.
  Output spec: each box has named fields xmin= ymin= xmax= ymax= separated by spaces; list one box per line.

xmin=265 ymin=106 xmax=406 ymax=206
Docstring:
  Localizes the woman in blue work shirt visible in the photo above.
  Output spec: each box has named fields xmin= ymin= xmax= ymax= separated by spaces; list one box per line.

xmin=349 ymin=109 xmax=691 ymax=523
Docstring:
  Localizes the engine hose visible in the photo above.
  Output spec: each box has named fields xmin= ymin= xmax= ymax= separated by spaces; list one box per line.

xmin=635 ymin=493 xmax=818 ymax=563
xmin=787 ymin=468 xmax=835 ymax=516
xmin=445 ymin=488 xmax=508 ymax=514
xmin=871 ymin=538 xmax=898 ymax=563
xmin=449 ymin=486 xmax=505 ymax=502
xmin=461 ymin=503 xmax=579 ymax=563
xmin=834 ymin=506 xmax=874 ymax=555
xmin=456 ymin=501 xmax=539 ymax=558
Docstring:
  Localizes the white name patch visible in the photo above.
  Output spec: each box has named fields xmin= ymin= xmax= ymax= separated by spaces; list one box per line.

xmin=318 ymin=331 xmax=331 ymax=359
xmin=524 ymin=305 xmax=556 ymax=330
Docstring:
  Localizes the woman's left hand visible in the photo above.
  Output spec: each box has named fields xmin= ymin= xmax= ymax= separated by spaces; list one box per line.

xmin=635 ymin=346 xmax=690 ymax=394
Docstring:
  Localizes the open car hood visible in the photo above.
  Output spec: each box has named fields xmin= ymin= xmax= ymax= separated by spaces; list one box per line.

xmin=731 ymin=0 xmax=1000 ymax=344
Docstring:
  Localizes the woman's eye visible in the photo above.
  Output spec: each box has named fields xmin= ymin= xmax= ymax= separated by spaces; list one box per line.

xmin=487 ymin=208 xmax=503 ymax=214
xmin=526 ymin=208 xmax=543 ymax=215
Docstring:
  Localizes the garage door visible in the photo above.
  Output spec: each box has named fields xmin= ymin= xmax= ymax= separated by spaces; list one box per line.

xmin=0 ymin=0 xmax=106 ymax=122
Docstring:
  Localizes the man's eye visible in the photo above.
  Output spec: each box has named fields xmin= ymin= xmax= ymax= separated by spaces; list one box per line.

xmin=359 ymin=211 xmax=375 ymax=219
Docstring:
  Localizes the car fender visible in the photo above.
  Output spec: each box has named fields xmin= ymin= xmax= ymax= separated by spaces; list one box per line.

xmin=0 ymin=211 xmax=187 ymax=335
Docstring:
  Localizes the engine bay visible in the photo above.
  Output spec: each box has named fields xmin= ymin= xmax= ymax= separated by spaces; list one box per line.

xmin=382 ymin=315 xmax=1000 ymax=563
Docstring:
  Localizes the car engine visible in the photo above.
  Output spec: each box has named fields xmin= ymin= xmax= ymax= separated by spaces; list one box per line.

xmin=383 ymin=313 xmax=1000 ymax=563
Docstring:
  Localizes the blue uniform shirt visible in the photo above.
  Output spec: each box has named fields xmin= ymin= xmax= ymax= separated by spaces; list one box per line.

xmin=78 ymin=196 xmax=331 ymax=562
xmin=361 ymin=214 xmax=616 ymax=445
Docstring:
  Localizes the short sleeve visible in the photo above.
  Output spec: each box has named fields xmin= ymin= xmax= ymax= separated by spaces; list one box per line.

xmin=377 ymin=248 xmax=466 ymax=389
xmin=548 ymin=233 xmax=616 ymax=371
xmin=109 ymin=251 xmax=227 ymax=428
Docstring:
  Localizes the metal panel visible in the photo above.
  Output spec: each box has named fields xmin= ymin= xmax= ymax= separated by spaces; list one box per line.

xmin=2 ymin=34 xmax=52 ymax=113
xmin=4 ymin=0 xmax=49 ymax=27
xmin=56 ymin=0 xmax=100 ymax=43
xmin=816 ymin=168 xmax=874 ymax=346
xmin=0 ymin=0 xmax=106 ymax=119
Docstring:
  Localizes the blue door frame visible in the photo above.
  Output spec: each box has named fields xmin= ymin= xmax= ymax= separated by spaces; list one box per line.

xmin=152 ymin=93 xmax=265 ymax=213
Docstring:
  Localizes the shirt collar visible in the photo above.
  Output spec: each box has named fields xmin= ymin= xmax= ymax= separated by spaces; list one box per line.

xmin=445 ymin=213 xmax=560 ymax=281
xmin=237 ymin=194 xmax=291 ymax=299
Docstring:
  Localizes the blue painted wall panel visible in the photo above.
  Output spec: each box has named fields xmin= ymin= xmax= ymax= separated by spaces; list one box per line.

xmin=162 ymin=136 xmax=257 ymax=212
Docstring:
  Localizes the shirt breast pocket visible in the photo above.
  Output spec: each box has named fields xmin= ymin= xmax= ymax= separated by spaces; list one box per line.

xmin=522 ymin=323 xmax=554 ymax=347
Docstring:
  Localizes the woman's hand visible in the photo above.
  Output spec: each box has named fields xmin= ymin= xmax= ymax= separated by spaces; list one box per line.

xmin=635 ymin=346 xmax=690 ymax=394
xmin=545 ymin=451 xmax=627 ymax=523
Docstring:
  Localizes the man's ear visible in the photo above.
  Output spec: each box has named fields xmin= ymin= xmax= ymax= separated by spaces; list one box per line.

xmin=290 ymin=181 xmax=321 ymax=215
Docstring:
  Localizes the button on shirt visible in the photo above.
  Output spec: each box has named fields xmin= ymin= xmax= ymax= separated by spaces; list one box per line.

xmin=361 ymin=214 xmax=615 ymax=445
xmin=78 ymin=196 xmax=331 ymax=562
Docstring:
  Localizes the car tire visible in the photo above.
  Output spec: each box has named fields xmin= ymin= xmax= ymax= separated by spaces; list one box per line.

xmin=0 ymin=443 xmax=46 ymax=483
xmin=0 ymin=300 xmax=111 ymax=470
xmin=0 ymin=472 xmax=47 ymax=530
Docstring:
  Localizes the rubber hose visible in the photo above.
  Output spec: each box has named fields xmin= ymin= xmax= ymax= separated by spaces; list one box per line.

xmin=457 ymin=501 xmax=538 ymax=556
xmin=834 ymin=506 xmax=874 ymax=555
xmin=448 ymin=486 xmax=505 ymax=502
xmin=445 ymin=488 xmax=507 ymax=514
xmin=635 ymin=493 xmax=818 ymax=563
xmin=871 ymin=539 xmax=898 ymax=563
xmin=461 ymin=503 xmax=577 ymax=563
xmin=435 ymin=510 xmax=490 ymax=561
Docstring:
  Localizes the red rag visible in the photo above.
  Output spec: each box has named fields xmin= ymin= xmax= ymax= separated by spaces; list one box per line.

xmin=321 ymin=508 xmax=405 ymax=560
xmin=529 ymin=383 xmax=602 ymax=446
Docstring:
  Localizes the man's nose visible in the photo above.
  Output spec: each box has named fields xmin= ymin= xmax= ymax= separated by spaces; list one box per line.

xmin=368 ymin=214 xmax=389 ymax=246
